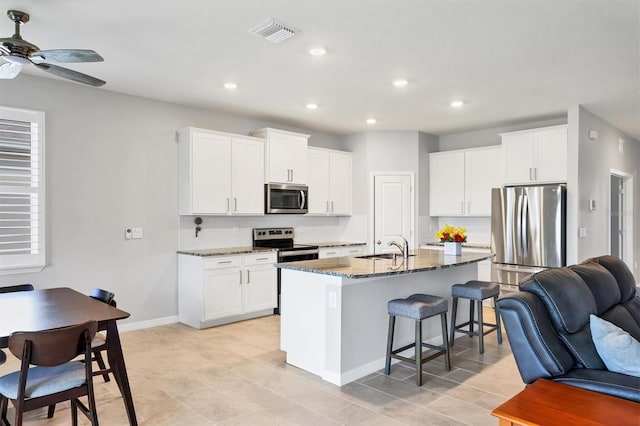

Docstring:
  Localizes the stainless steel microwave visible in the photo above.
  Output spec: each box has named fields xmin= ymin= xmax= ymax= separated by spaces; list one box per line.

xmin=265 ymin=183 xmax=308 ymax=214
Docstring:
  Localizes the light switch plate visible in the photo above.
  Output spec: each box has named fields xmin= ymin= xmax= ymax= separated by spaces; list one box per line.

xmin=578 ymin=227 xmax=588 ymax=238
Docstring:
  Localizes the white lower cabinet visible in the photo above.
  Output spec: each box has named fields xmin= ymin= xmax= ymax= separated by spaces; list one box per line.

xmin=319 ymin=245 xmax=365 ymax=259
xmin=179 ymin=252 xmax=277 ymax=328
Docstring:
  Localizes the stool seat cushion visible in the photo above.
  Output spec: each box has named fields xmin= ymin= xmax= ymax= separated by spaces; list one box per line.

xmin=388 ymin=294 xmax=448 ymax=320
xmin=452 ymin=281 xmax=500 ymax=300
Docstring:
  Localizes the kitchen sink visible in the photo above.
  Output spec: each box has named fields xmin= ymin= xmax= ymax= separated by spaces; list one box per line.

xmin=355 ymin=253 xmax=415 ymax=260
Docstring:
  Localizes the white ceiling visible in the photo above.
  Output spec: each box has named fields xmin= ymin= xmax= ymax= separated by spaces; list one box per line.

xmin=3 ymin=0 xmax=639 ymax=139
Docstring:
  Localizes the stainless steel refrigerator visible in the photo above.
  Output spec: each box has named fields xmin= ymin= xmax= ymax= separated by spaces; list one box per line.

xmin=491 ymin=184 xmax=566 ymax=292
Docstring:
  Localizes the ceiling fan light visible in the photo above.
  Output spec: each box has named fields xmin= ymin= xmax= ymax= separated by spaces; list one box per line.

xmin=0 ymin=61 xmax=22 ymax=78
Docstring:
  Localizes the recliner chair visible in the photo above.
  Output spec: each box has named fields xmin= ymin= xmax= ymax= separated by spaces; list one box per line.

xmin=497 ymin=255 xmax=640 ymax=402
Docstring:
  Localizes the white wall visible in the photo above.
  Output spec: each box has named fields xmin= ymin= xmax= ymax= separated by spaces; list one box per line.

xmin=0 ymin=74 xmax=343 ymax=325
xmin=572 ymin=106 xmax=640 ymax=275
xmin=438 ymin=117 xmax=567 ymax=151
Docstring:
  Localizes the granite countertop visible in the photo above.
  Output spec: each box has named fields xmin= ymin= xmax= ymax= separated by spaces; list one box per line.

xmin=276 ymin=248 xmax=492 ymax=279
xmin=422 ymin=241 xmax=491 ymax=250
xmin=315 ymin=242 xmax=366 ymax=248
xmin=177 ymin=247 xmax=277 ymax=257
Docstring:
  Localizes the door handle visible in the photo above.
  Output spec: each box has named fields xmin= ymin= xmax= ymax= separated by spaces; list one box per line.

xmin=287 ymin=169 xmax=291 ymax=182
xmin=234 ymin=198 xmax=237 ymax=212
xmin=226 ymin=198 xmax=230 ymax=212
xmin=291 ymin=169 xmax=294 ymax=182
xmin=331 ymin=201 xmax=334 ymax=212
xmin=239 ymin=270 xmax=242 ymax=284
xmin=529 ymin=167 xmax=533 ymax=181
xmin=246 ymin=269 xmax=250 ymax=284
xmin=376 ymin=240 xmax=381 ymax=245
xmin=300 ymin=190 xmax=306 ymax=209
xmin=533 ymin=167 xmax=537 ymax=181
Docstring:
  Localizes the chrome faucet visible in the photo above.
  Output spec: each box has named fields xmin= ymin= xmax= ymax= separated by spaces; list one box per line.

xmin=387 ymin=235 xmax=409 ymax=260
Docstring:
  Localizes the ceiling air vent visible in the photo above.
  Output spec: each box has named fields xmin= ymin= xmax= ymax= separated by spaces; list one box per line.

xmin=250 ymin=18 xmax=297 ymax=43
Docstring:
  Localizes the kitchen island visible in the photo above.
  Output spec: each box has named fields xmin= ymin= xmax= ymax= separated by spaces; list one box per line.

xmin=278 ymin=248 xmax=492 ymax=386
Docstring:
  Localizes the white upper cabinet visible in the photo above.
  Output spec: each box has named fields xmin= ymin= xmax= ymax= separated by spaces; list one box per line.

xmin=502 ymin=125 xmax=567 ymax=185
xmin=251 ymin=128 xmax=309 ymax=184
xmin=307 ymin=147 xmax=352 ymax=216
xmin=179 ymin=127 xmax=264 ymax=215
xmin=430 ymin=146 xmax=503 ymax=216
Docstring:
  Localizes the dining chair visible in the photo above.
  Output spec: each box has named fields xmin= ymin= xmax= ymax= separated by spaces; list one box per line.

xmin=0 ymin=285 xmax=34 ymax=366
xmin=89 ymin=288 xmax=116 ymax=383
xmin=46 ymin=288 xmax=116 ymax=419
xmin=0 ymin=320 xmax=99 ymax=426
xmin=0 ymin=284 xmax=34 ymax=294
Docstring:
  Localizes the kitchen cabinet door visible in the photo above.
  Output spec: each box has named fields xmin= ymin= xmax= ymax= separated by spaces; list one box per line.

xmin=465 ymin=146 xmax=503 ymax=215
xmin=203 ymin=267 xmax=243 ymax=321
xmin=534 ymin=127 xmax=567 ymax=182
xmin=430 ymin=151 xmax=465 ymax=216
xmin=231 ymin=137 xmax=264 ymax=214
xmin=263 ymin=129 xmax=308 ymax=184
xmin=502 ymin=125 xmax=567 ymax=185
xmin=243 ymin=264 xmax=277 ymax=313
xmin=329 ymin=151 xmax=352 ymax=215
xmin=181 ymin=131 xmax=232 ymax=214
xmin=307 ymin=148 xmax=331 ymax=214
xmin=503 ymin=132 xmax=535 ymax=185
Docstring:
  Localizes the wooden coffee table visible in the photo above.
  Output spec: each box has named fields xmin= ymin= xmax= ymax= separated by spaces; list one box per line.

xmin=491 ymin=379 xmax=639 ymax=425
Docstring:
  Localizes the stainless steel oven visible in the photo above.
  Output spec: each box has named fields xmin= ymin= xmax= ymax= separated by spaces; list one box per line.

xmin=265 ymin=183 xmax=308 ymax=214
xmin=253 ymin=227 xmax=318 ymax=314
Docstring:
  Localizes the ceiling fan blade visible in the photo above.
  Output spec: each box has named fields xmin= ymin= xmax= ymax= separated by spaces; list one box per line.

xmin=0 ymin=61 xmax=21 ymax=79
xmin=34 ymin=62 xmax=105 ymax=87
xmin=31 ymin=49 xmax=104 ymax=63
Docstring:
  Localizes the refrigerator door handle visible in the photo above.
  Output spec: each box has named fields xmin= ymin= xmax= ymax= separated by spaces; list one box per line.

xmin=516 ymin=193 xmax=524 ymax=261
xmin=522 ymin=194 xmax=529 ymax=258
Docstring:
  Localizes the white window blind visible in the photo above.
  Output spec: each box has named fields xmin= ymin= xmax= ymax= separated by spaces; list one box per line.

xmin=0 ymin=106 xmax=45 ymax=274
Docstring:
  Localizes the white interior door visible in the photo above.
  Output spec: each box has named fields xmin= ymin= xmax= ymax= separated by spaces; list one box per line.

xmin=373 ymin=174 xmax=413 ymax=253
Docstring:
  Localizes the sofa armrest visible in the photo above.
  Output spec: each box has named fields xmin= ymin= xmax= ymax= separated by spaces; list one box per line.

xmin=498 ymin=292 xmax=575 ymax=384
xmin=553 ymin=369 xmax=640 ymax=403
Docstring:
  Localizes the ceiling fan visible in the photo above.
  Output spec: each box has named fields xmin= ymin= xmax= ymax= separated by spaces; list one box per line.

xmin=0 ymin=10 xmax=105 ymax=87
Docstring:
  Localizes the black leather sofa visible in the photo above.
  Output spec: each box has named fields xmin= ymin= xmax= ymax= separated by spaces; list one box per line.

xmin=497 ymin=255 xmax=640 ymax=402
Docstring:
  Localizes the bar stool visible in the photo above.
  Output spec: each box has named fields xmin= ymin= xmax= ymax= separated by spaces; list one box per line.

xmin=450 ymin=280 xmax=503 ymax=354
xmin=385 ymin=294 xmax=450 ymax=386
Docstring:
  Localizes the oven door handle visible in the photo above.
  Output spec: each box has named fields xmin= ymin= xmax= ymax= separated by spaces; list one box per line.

xmin=279 ymin=249 xmax=318 ymax=258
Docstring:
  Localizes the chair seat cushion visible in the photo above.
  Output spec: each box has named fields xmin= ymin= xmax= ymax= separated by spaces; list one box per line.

xmin=91 ymin=332 xmax=107 ymax=348
xmin=388 ymin=294 xmax=447 ymax=320
xmin=0 ymin=361 xmax=86 ymax=399
xmin=452 ymin=281 xmax=500 ymax=300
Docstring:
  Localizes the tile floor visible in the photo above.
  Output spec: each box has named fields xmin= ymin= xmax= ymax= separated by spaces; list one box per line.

xmin=0 ymin=309 xmax=525 ymax=425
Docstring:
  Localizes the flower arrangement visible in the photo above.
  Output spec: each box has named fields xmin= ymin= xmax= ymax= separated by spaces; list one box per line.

xmin=436 ymin=225 xmax=467 ymax=243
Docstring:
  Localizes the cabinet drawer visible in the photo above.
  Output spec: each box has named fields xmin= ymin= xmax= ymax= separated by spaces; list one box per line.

xmin=342 ymin=246 xmax=364 ymax=256
xmin=244 ymin=252 xmax=277 ymax=266
xmin=203 ymin=256 xmax=242 ymax=269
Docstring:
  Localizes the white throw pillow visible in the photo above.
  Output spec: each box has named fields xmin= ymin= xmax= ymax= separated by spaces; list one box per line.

xmin=589 ymin=314 xmax=640 ymax=378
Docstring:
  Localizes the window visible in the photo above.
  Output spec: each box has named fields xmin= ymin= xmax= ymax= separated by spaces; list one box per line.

xmin=0 ymin=106 xmax=45 ymax=274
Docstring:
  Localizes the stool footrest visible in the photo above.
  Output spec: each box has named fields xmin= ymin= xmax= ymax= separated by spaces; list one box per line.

xmin=390 ymin=348 xmax=447 ymax=366
xmin=453 ymin=320 xmax=498 ymax=338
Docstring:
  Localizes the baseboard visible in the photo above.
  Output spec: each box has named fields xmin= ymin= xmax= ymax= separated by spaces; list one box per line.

xmin=118 ymin=315 xmax=179 ymax=333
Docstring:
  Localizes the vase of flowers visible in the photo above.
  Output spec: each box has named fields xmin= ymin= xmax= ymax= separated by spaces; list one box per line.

xmin=436 ymin=225 xmax=467 ymax=256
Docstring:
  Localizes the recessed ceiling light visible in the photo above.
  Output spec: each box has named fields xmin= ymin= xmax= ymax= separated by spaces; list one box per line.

xmin=393 ymin=79 xmax=408 ymax=87
xmin=224 ymin=82 xmax=238 ymax=90
xmin=366 ymin=118 xmax=377 ymax=125
xmin=306 ymin=103 xmax=318 ymax=110
xmin=309 ymin=47 xmax=327 ymax=56
xmin=450 ymin=100 xmax=464 ymax=108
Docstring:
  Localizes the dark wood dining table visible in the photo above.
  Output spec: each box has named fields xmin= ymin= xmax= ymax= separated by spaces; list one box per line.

xmin=0 ymin=287 xmax=138 ymax=425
